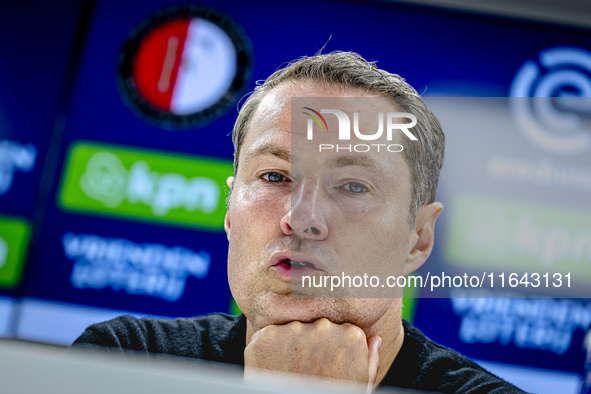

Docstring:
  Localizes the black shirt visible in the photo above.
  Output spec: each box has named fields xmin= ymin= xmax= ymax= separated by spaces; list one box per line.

xmin=72 ymin=313 xmax=527 ymax=393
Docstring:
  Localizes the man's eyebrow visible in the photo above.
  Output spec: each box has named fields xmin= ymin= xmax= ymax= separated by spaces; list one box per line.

xmin=243 ymin=143 xmax=291 ymax=166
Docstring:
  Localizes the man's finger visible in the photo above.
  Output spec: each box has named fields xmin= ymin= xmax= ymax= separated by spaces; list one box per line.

xmin=366 ymin=335 xmax=382 ymax=391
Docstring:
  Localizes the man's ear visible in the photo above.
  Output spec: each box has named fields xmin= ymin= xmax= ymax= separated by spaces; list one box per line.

xmin=403 ymin=202 xmax=443 ymax=276
xmin=224 ymin=176 xmax=234 ymax=241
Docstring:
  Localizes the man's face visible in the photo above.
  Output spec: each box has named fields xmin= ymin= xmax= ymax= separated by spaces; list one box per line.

xmin=225 ymin=81 xmax=419 ymax=333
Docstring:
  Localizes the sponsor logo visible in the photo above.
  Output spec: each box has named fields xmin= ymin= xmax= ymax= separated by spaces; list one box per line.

xmin=510 ymin=46 xmax=591 ymax=154
xmin=0 ymin=215 xmax=31 ymax=288
xmin=0 ymin=237 xmax=7 ymax=269
xmin=63 ymin=232 xmax=210 ymax=302
xmin=445 ymin=194 xmax=591 ymax=279
xmin=452 ymin=292 xmax=590 ymax=355
xmin=59 ymin=141 xmax=233 ymax=230
xmin=117 ymin=5 xmax=252 ymax=129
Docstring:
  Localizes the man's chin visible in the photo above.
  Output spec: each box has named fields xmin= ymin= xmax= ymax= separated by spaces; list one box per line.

xmin=249 ymin=292 xmax=346 ymax=328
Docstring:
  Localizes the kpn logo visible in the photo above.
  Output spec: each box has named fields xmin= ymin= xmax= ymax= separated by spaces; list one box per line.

xmin=302 ymin=107 xmax=417 ymax=152
xmin=59 ymin=142 xmax=233 ymax=230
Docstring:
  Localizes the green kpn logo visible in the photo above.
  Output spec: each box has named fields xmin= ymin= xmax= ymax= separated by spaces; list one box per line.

xmin=59 ymin=142 xmax=233 ymax=231
xmin=445 ymin=194 xmax=591 ymax=280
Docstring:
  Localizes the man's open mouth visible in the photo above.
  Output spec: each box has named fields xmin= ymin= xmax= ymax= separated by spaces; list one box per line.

xmin=273 ymin=258 xmax=322 ymax=279
xmin=280 ymin=259 xmax=316 ymax=269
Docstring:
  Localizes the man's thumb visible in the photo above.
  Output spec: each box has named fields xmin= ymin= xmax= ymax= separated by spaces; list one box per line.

xmin=367 ymin=336 xmax=382 ymax=390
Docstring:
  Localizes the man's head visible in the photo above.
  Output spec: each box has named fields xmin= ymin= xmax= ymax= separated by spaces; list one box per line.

xmin=224 ymin=51 xmax=445 ymax=334
xmin=231 ymin=52 xmax=444 ymax=225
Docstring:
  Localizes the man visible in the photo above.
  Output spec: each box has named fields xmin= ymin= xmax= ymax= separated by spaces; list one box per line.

xmin=73 ymin=51 xmax=526 ymax=393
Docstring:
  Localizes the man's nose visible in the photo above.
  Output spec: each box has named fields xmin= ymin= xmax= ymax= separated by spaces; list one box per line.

xmin=280 ymin=178 xmax=328 ymax=241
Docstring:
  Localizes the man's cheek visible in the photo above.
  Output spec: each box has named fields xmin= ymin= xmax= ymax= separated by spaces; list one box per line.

xmin=237 ymin=199 xmax=287 ymax=233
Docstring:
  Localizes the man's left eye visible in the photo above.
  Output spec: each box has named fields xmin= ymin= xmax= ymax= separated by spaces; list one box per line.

xmin=262 ymin=172 xmax=288 ymax=182
xmin=343 ymin=182 xmax=367 ymax=193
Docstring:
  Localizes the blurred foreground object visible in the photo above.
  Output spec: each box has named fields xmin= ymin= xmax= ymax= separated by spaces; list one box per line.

xmin=0 ymin=339 xmax=432 ymax=394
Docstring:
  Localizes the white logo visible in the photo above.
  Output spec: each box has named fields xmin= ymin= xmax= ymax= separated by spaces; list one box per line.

xmin=510 ymin=46 xmax=591 ymax=154
xmin=63 ymin=232 xmax=210 ymax=302
xmin=302 ymin=107 xmax=417 ymax=153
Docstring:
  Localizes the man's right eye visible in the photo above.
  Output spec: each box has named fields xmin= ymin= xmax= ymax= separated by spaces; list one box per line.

xmin=262 ymin=172 xmax=289 ymax=183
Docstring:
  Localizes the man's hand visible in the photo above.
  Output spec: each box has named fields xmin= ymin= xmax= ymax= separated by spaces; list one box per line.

xmin=244 ymin=318 xmax=382 ymax=388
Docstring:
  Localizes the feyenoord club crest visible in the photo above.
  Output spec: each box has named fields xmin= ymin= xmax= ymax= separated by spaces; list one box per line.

xmin=117 ymin=5 xmax=253 ymax=129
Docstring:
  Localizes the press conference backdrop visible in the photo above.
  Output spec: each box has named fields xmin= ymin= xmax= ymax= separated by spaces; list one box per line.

xmin=0 ymin=1 xmax=590 ymax=393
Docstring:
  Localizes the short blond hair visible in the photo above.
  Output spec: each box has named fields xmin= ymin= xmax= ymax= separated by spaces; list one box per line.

xmin=231 ymin=51 xmax=445 ymax=226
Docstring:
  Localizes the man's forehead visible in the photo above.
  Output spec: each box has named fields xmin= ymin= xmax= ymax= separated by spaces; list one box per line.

xmin=240 ymin=81 xmax=411 ymax=178
xmin=246 ymin=81 xmax=404 ymax=142
xmin=250 ymin=85 xmax=293 ymax=132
